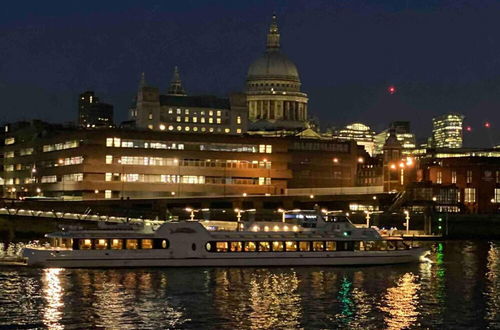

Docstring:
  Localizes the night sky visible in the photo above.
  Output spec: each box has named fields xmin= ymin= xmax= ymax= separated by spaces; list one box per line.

xmin=1 ymin=0 xmax=500 ymax=147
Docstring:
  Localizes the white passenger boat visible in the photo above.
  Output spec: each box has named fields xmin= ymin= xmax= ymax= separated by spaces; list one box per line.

xmin=22 ymin=212 xmax=429 ymax=268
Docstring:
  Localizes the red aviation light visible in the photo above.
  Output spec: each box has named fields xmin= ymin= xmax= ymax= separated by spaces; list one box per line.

xmin=485 ymin=122 xmax=491 ymax=128
xmin=388 ymin=86 xmax=396 ymax=95
xmin=466 ymin=126 xmax=472 ymax=132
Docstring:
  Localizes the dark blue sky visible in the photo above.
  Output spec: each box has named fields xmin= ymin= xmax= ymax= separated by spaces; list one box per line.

xmin=1 ymin=0 xmax=500 ymax=146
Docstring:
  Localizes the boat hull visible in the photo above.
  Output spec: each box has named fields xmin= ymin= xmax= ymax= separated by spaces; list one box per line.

xmin=22 ymin=247 xmax=429 ymax=268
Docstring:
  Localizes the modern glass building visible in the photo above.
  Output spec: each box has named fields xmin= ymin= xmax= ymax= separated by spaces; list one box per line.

xmin=431 ymin=113 xmax=465 ymax=149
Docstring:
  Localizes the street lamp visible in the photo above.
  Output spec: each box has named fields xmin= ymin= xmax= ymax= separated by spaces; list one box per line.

xmin=404 ymin=210 xmax=410 ymax=235
xmin=234 ymin=208 xmax=256 ymax=231
xmin=185 ymin=207 xmax=209 ymax=221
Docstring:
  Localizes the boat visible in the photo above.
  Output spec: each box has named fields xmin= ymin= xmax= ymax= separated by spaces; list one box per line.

xmin=22 ymin=211 xmax=430 ymax=268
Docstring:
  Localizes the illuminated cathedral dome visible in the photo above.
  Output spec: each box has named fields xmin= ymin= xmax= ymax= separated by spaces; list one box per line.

xmin=246 ymin=15 xmax=308 ymax=130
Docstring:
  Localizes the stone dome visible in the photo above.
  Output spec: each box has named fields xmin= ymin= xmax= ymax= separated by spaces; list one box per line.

xmin=247 ymin=51 xmax=300 ymax=82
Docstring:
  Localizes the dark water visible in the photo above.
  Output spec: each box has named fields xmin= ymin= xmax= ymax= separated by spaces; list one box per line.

xmin=0 ymin=241 xmax=499 ymax=329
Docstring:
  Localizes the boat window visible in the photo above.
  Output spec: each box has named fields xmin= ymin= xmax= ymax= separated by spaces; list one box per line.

xmin=216 ymin=242 xmax=228 ymax=252
xmin=205 ymin=242 xmax=213 ymax=252
xmin=126 ymin=239 xmax=138 ymax=250
xmin=259 ymin=241 xmax=271 ymax=252
xmin=272 ymin=241 xmax=284 ymax=252
xmin=325 ymin=241 xmax=336 ymax=251
xmin=312 ymin=241 xmax=324 ymax=251
xmin=299 ymin=241 xmax=311 ymax=252
xmin=162 ymin=240 xmax=169 ymax=249
xmin=285 ymin=241 xmax=297 ymax=252
xmin=377 ymin=241 xmax=387 ymax=251
xmin=364 ymin=241 xmax=377 ymax=251
xmin=230 ymin=242 xmax=243 ymax=252
xmin=79 ymin=239 xmax=92 ymax=250
xmin=387 ymin=241 xmax=397 ymax=251
xmin=95 ymin=239 xmax=108 ymax=250
xmin=111 ymin=239 xmax=123 ymax=250
xmin=337 ymin=241 xmax=354 ymax=251
xmin=244 ymin=241 xmax=257 ymax=252
xmin=192 ymin=243 xmax=196 ymax=251
xmin=356 ymin=241 xmax=365 ymax=251
xmin=142 ymin=239 xmax=153 ymax=249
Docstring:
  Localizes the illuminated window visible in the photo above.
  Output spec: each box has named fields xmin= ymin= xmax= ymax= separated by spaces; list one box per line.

xmin=193 ymin=127 xmax=198 ymax=132
xmin=216 ymin=242 xmax=228 ymax=252
xmin=176 ymin=116 xmax=181 ymax=122
xmin=110 ymin=239 xmax=123 ymax=249
xmin=177 ymin=108 xmax=181 ymax=114
xmin=142 ymin=239 xmax=153 ymax=249
xmin=4 ymin=137 xmax=15 ymax=145
xmin=496 ymin=170 xmax=500 ymax=184
xmin=95 ymin=239 xmax=108 ymax=250
xmin=451 ymin=171 xmax=457 ymax=184
xmin=437 ymin=171 xmax=442 ymax=184
xmin=236 ymin=116 xmax=241 ymax=124
xmin=209 ymin=110 xmax=214 ymax=116
xmin=464 ymin=188 xmax=476 ymax=203
xmin=325 ymin=241 xmax=336 ymax=251
xmin=236 ymin=128 xmax=242 ymax=134
xmin=495 ymin=188 xmax=500 ymax=203
xmin=201 ymin=127 xmax=206 ymax=132
xmin=148 ymin=113 xmax=153 ymax=120
xmin=299 ymin=241 xmax=310 ymax=252
xmin=79 ymin=239 xmax=92 ymax=250
xmin=209 ymin=128 xmax=214 ymax=132
xmin=209 ymin=118 xmax=214 ymax=124
xmin=185 ymin=126 xmax=190 ymax=131
xmin=216 ymin=118 xmax=221 ymax=124
xmin=272 ymin=241 xmax=284 ymax=251
xmin=168 ymin=108 xmax=173 ymax=114
xmin=105 ymin=155 xmax=113 ymax=164
xmin=244 ymin=241 xmax=256 ymax=252
xmin=259 ymin=241 xmax=271 ymax=251
xmin=285 ymin=241 xmax=297 ymax=251
xmin=105 ymin=173 xmax=112 ymax=181
xmin=466 ymin=170 xmax=472 ymax=183
xmin=105 ymin=190 xmax=112 ymax=199
xmin=147 ymin=124 xmax=153 ymax=130
xmin=185 ymin=109 xmax=189 ymax=115
xmin=126 ymin=239 xmax=138 ymax=249
xmin=230 ymin=242 xmax=243 ymax=252
xmin=168 ymin=125 xmax=174 ymax=131
xmin=216 ymin=110 xmax=221 ymax=116
xmin=184 ymin=117 xmax=189 ymax=122
xmin=193 ymin=117 xmax=198 ymax=123
xmin=224 ymin=128 xmax=230 ymax=133
xmin=312 ymin=241 xmax=324 ymax=251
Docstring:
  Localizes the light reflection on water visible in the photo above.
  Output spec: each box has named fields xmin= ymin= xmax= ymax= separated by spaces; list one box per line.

xmin=0 ymin=240 xmax=499 ymax=329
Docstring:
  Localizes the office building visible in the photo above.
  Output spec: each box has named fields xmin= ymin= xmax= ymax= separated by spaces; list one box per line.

xmin=431 ymin=113 xmax=465 ymax=149
xmin=78 ymin=91 xmax=114 ymax=128
xmin=2 ymin=122 xmax=360 ymax=200
xmin=335 ymin=122 xmax=375 ymax=156
xmin=374 ymin=121 xmax=416 ymax=155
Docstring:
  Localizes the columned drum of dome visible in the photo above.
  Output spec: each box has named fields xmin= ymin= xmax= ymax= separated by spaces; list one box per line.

xmin=246 ymin=15 xmax=308 ymax=130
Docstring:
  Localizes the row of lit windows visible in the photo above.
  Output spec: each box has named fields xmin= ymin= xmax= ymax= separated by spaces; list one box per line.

xmin=40 ymin=173 xmax=83 ymax=183
xmin=42 ymin=140 xmax=79 ymax=152
xmin=167 ymin=108 xmax=223 ymax=116
xmin=115 ymin=174 xmax=271 ymax=185
xmin=106 ymin=138 xmax=272 ymax=154
xmin=205 ymin=240 xmax=410 ymax=253
xmin=107 ymin=156 xmax=271 ymax=169
xmin=158 ymin=125 xmax=237 ymax=134
xmin=51 ymin=238 xmax=170 ymax=250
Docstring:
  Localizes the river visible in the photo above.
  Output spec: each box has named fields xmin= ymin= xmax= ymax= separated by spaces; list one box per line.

xmin=0 ymin=240 xmax=499 ymax=329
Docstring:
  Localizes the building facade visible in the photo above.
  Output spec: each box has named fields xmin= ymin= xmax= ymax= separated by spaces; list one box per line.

xmin=2 ymin=123 xmax=361 ymax=200
xmin=422 ymin=157 xmax=500 ymax=213
xmin=431 ymin=113 xmax=465 ymax=149
xmin=374 ymin=121 xmax=416 ymax=155
xmin=78 ymin=91 xmax=114 ymax=128
xmin=130 ymin=70 xmax=247 ymax=135
xmin=246 ymin=15 xmax=308 ymax=133
xmin=335 ymin=122 xmax=375 ymax=156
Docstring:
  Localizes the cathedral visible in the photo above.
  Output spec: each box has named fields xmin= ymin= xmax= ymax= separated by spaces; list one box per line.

xmin=246 ymin=14 xmax=309 ymax=132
